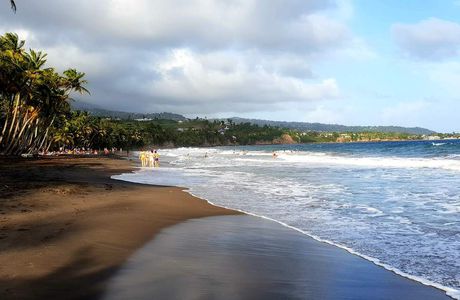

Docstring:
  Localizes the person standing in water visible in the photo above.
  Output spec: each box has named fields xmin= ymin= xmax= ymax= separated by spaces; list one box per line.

xmin=154 ymin=150 xmax=160 ymax=167
xmin=139 ymin=151 xmax=147 ymax=167
xmin=148 ymin=150 xmax=155 ymax=167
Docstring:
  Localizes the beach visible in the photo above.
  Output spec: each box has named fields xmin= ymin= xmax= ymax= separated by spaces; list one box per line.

xmin=0 ymin=155 xmax=455 ymax=299
xmin=0 ymin=156 xmax=239 ymax=299
xmin=103 ymin=215 xmax=451 ymax=300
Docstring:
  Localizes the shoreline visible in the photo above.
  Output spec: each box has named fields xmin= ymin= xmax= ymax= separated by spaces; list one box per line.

xmin=114 ymin=156 xmax=458 ymax=300
xmin=125 ymin=181 xmax=458 ymax=300
xmin=199 ymin=196 xmax=459 ymax=299
xmin=103 ymin=215 xmax=453 ymax=300
xmin=0 ymin=155 xmax=456 ymax=299
xmin=0 ymin=156 xmax=240 ymax=299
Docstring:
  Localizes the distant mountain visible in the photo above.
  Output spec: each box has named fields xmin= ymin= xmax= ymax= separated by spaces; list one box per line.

xmin=71 ymin=101 xmax=435 ymax=134
xmin=71 ymin=101 xmax=187 ymax=121
xmin=228 ymin=117 xmax=436 ymax=135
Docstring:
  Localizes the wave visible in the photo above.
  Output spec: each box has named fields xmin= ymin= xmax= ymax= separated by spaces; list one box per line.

xmin=276 ymin=153 xmax=460 ymax=171
xmin=158 ymin=147 xmax=460 ymax=172
xmin=112 ymin=171 xmax=459 ymax=300
xmin=196 ymin=198 xmax=460 ymax=300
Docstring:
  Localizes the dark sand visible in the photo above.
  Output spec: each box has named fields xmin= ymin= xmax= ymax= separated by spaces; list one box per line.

xmin=103 ymin=215 xmax=452 ymax=300
xmin=0 ymin=156 xmax=453 ymax=300
xmin=0 ymin=156 xmax=238 ymax=299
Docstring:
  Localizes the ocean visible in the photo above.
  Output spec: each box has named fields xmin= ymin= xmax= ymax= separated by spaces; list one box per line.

xmin=113 ymin=140 xmax=460 ymax=299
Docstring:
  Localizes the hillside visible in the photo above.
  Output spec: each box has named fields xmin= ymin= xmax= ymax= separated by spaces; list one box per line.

xmin=228 ymin=118 xmax=436 ymax=135
xmin=72 ymin=101 xmax=436 ymax=135
xmin=71 ymin=101 xmax=187 ymax=121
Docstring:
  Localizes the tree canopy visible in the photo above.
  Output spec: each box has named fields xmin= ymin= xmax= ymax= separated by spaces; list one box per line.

xmin=0 ymin=32 xmax=89 ymax=155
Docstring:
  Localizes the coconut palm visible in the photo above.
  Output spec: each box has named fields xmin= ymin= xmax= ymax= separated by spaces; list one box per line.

xmin=10 ymin=0 xmax=16 ymax=11
xmin=0 ymin=32 xmax=89 ymax=155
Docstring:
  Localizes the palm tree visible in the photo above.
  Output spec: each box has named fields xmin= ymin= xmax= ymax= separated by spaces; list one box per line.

xmin=0 ymin=32 xmax=89 ymax=155
xmin=9 ymin=0 xmax=16 ymax=12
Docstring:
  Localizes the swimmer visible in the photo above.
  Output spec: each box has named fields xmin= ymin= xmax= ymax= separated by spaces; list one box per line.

xmin=272 ymin=152 xmax=278 ymax=158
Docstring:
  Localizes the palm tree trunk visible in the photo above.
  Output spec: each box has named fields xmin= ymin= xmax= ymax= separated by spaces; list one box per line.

xmin=4 ymin=93 xmax=20 ymax=146
xmin=45 ymin=138 xmax=53 ymax=152
xmin=0 ymin=112 xmax=9 ymax=144
xmin=38 ymin=116 xmax=54 ymax=151
xmin=4 ymin=107 xmax=27 ymax=154
xmin=12 ymin=112 xmax=36 ymax=152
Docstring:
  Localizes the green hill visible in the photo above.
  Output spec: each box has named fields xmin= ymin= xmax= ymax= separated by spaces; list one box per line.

xmin=228 ymin=117 xmax=436 ymax=135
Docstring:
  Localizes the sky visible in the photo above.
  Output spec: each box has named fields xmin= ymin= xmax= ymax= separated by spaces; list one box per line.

xmin=1 ymin=0 xmax=460 ymax=132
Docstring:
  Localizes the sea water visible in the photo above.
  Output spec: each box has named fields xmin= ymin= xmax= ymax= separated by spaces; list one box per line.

xmin=113 ymin=140 xmax=460 ymax=299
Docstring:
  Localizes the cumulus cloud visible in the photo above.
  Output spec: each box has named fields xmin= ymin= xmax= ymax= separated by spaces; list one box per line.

xmin=1 ymin=0 xmax=350 ymax=53
xmin=86 ymin=49 xmax=340 ymax=114
xmin=392 ymin=18 xmax=460 ymax=60
xmin=0 ymin=0 xmax=364 ymax=115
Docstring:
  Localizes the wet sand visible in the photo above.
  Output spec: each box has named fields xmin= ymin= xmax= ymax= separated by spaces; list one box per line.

xmin=103 ymin=215 xmax=452 ymax=300
xmin=0 ymin=156 xmax=454 ymax=299
xmin=0 ymin=156 xmax=238 ymax=299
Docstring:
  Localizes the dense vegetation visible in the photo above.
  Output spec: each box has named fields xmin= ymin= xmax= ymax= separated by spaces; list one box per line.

xmin=74 ymin=102 xmax=435 ymax=136
xmin=0 ymin=33 xmax=88 ymax=155
xmin=54 ymin=113 xmax=299 ymax=150
xmin=52 ymin=112 xmax=428 ymax=151
xmin=229 ymin=117 xmax=435 ymax=135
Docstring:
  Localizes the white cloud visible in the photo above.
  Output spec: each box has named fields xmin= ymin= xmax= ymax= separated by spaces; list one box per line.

xmin=392 ymin=18 xmax=460 ymax=60
xmin=142 ymin=49 xmax=340 ymax=114
xmin=0 ymin=0 xmax=363 ymax=116
xmin=2 ymin=0 xmax=351 ymax=54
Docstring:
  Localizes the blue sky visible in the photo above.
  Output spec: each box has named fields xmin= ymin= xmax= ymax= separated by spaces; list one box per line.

xmin=307 ymin=0 xmax=460 ymax=132
xmin=1 ymin=0 xmax=460 ymax=132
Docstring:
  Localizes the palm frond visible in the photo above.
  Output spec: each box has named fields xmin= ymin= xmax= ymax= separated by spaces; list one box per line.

xmin=10 ymin=0 xmax=16 ymax=12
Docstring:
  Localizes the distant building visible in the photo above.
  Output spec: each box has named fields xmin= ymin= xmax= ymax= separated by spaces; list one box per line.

xmin=423 ymin=135 xmax=441 ymax=140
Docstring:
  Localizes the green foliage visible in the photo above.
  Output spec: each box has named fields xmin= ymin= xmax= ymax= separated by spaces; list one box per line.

xmin=0 ymin=32 xmax=89 ymax=155
xmin=48 ymin=113 xmax=427 ymax=150
xmin=55 ymin=117 xmax=301 ymax=150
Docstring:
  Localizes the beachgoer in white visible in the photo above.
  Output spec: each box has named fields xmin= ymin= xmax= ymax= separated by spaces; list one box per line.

xmin=148 ymin=150 xmax=155 ymax=167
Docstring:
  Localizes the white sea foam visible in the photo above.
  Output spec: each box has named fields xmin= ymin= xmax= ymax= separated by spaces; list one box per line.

xmin=276 ymin=152 xmax=460 ymax=171
xmin=112 ymin=170 xmax=459 ymax=299
xmin=114 ymin=144 xmax=460 ymax=299
xmin=157 ymin=147 xmax=460 ymax=171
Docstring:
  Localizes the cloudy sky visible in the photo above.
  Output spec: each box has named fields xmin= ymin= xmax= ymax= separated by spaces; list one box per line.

xmin=1 ymin=0 xmax=460 ymax=132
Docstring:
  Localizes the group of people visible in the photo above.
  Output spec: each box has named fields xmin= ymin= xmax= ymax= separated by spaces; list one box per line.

xmin=39 ymin=147 xmax=126 ymax=156
xmin=139 ymin=150 xmax=160 ymax=167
